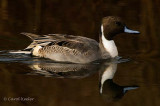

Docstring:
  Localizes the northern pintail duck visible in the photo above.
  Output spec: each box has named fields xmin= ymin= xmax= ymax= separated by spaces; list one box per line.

xmin=17 ymin=16 xmax=140 ymax=63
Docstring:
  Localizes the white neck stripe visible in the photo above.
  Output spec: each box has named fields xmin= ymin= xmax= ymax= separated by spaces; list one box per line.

xmin=101 ymin=25 xmax=104 ymax=36
xmin=100 ymin=63 xmax=117 ymax=93
xmin=101 ymin=25 xmax=118 ymax=57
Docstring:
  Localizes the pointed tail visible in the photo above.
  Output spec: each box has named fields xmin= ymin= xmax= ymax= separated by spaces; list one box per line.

xmin=8 ymin=50 xmax=31 ymax=54
xmin=21 ymin=32 xmax=41 ymax=41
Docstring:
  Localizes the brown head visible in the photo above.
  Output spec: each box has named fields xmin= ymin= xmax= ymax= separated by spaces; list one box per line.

xmin=101 ymin=16 xmax=140 ymax=40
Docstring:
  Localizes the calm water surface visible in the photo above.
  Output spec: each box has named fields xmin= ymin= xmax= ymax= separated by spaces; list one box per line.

xmin=0 ymin=0 xmax=160 ymax=106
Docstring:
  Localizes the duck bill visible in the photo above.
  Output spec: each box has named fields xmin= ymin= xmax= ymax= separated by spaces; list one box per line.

xmin=124 ymin=26 xmax=140 ymax=34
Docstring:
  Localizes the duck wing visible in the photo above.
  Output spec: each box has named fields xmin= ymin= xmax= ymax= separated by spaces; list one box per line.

xmin=46 ymin=34 xmax=100 ymax=53
xmin=22 ymin=33 xmax=99 ymax=55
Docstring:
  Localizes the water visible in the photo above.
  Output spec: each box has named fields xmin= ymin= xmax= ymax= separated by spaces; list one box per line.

xmin=1 ymin=0 xmax=160 ymax=106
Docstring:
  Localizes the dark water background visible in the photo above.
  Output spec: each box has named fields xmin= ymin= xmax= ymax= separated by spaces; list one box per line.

xmin=0 ymin=0 xmax=160 ymax=106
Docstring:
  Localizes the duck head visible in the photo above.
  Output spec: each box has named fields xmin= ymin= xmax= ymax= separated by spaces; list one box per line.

xmin=101 ymin=16 xmax=140 ymax=40
xmin=99 ymin=16 xmax=140 ymax=58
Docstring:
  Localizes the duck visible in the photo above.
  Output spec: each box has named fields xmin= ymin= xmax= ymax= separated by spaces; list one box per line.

xmin=14 ymin=16 xmax=140 ymax=63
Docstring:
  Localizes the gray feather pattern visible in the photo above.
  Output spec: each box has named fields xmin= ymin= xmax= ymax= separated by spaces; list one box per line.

xmin=22 ymin=33 xmax=101 ymax=63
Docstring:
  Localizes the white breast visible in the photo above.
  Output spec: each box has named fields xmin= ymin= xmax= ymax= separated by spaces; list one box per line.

xmin=101 ymin=25 xmax=118 ymax=57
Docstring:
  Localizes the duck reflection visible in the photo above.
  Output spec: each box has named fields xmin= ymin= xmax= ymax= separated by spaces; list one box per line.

xmin=0 ymin=50 xmax=139 ymax=102
xmin=28 ymin=62 xmax=100 ymax=78
xmin=28 ymin=60 xmax=138 ymax=102
xmin=99 ymin=62 xmax=138 ymax=102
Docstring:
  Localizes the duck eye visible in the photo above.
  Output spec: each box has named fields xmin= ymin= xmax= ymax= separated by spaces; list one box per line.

xmin=115 ymin=21 xmax=121 ymax=26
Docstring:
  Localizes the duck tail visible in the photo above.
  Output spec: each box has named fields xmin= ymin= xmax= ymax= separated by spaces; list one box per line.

xmin=8 ymin=50 xmax=31 ymax=54
xmin=21 ymin=32 xmax=41 ymax=41
xmin=9 ymin=33 xmax=43 ymax=54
